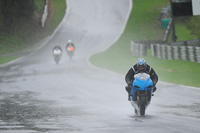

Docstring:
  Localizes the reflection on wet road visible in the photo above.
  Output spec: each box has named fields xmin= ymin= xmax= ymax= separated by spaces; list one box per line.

xmin=0 ymin=91 xmax=84 ymax=132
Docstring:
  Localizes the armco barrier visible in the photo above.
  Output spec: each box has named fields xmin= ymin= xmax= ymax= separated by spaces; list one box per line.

xmin=151 ymin=44 xmax=200 ymax=63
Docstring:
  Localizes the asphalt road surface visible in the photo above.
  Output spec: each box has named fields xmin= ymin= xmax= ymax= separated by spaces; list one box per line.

xmin=0 ymin=0 xmax=200 ymax=133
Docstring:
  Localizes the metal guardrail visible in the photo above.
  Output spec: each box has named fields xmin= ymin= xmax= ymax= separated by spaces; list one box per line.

xmin=151 ymin=44 xmax=200 ymax=63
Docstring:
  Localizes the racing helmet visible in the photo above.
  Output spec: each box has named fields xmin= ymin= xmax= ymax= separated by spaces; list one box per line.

xmin=137 ymin=58 xmax=146 ymax=71
xmin=68 ymin=40 xmax=72 ymax=43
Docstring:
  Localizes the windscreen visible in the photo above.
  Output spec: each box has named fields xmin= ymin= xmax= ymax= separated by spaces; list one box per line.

xmin=134 ymin=73 xmax=150 ymax=81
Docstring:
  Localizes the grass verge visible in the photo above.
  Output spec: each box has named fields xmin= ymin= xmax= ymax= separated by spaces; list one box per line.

xmin=0 ymin=56 xmax=18 ymax=65
xmin=90 ymin=0 xmax=200 ymax=88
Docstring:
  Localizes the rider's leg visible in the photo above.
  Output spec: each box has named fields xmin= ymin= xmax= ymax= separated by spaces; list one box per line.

xmin=153 ymin=86 xmax=157 ymax=92
xmin=125 ymin=86 xmax=131 ymax=101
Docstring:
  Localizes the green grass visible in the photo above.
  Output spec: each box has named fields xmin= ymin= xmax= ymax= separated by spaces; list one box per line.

xmin=175 ymin=17 xmax=197 ymax=41
xmin=187 ymin=16 xmax=200 ymax=38
xmin=124 ymin=0 xmax=169 ymax=41
xmin=34 ymin=0 xmax=46 ymax=14
xmin=176 ymin=24 xmax=194 ymax=41
xmin=0 ymin=56 xmax=18 ymax=65
xmin=90 ymin=0 xmax=200 ymax=88
xmin=0 ymin=34 xmax=24 ymax=54
xmin=48 ymin=0 xmax=66 ymax=33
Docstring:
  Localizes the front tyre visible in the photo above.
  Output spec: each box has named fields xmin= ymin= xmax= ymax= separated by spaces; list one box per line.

xmin=54 ymin=55 xmax=60 ymax=64
xmin=140 ymin=103 xmax=145 ymax=116
xmin=139 ymin=96 xmax=146 ymax=116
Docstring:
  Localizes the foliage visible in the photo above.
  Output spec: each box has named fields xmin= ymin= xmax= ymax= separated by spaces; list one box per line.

xmin=186 ymin=16 xmax=200 ymax=39
xmin=0 ymin=0 xmax=35 ymax=34
xmin=47 ymin=0 xmax=66 ymax=34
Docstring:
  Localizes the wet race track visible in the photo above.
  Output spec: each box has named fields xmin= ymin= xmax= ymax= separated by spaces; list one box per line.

xmin=0 ymin=0 xmax=200 ymax=132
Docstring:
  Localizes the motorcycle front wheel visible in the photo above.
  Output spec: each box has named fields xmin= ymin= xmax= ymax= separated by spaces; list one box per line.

xmin=140 ymin=103 xmax=145 ymax=116
xmin=54 ymin=56 xmax=60 ymax=64
xmin=139 ymin=96 xmax=146 ymax=116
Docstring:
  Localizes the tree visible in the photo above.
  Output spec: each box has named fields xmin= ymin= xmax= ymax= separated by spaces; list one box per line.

xmin=1 ymin=0 xmax=35 ymax=33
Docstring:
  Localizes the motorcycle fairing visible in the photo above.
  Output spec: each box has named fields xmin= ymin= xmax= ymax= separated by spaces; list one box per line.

xmin=130 ymin=73 xmax=153 ymax=101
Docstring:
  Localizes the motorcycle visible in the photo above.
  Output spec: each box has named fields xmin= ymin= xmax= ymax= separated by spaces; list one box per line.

xmin=130 ymin=73 xmax=154 ymax=116
xmin=66 ymin=45 xmax=75 ymax=60
xmin=52 ymin=47 xmax=62 ymax=64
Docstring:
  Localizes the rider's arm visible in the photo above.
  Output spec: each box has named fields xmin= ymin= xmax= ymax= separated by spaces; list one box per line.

xmin=72 ymin=43 xmax=75 ymax=48
xmin=149 ymin=67 xmax=158 ymax=85
xmin=125 ymin=68 xmax=135 ymax=85
xmin=59 ymin=47 xmax=62 ymax=52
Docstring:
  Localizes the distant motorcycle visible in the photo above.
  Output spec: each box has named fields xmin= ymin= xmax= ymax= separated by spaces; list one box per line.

xmin=66 ymin=41 xmax=75 ymax=60
xmin=130 ymin=73 xmax=154 ymax=116
xmin=52 ymin=46 xmax=62 ymax=64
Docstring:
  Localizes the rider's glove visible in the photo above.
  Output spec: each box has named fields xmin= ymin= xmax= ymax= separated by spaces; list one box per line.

xmin=127 ymin=81 xmax=132 ymax=87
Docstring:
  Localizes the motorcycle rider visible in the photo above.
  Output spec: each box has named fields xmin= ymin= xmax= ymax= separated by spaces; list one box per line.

xmin=52 ymin=45 xmax=62 ymax=64
xmin=52 ymin=45 xmax=62 ymax=55
xmin=66 ymin=40 xmax=75 ymax=52
xmin=125 ymin=58 xmax=158 ymax=101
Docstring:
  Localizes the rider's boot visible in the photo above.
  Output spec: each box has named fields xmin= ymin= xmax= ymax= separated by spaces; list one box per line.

xmin=153 ymin=86 xmax=157 ymax=93
xmin=128 ymin=93 xmax=130 ymax=101
xmin=125 ymin=86 xmax=131 ymax=101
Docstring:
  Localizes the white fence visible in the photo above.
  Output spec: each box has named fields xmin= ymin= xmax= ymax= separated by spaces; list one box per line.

xmin=130 ymin=41 xmax=147 ymax=57
xmin=151 ymin=44 xmax=200 ymax=63
xmin=130 ymin=40 xmax=200 ymax=63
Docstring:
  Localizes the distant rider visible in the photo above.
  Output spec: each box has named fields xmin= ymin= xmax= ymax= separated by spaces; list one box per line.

xmin=125 ymin=58 xmax=158 ymax=101
xmin=66 ymin=40 xmax=75 ymax=52
xmin=52 ymin=45 xmax=62 ymax=56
